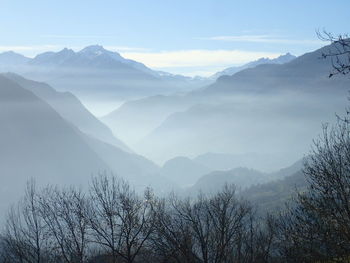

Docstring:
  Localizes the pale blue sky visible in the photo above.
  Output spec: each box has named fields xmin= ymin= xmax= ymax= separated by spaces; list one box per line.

xmin=1 ymin=0 xmax=348 ymax=76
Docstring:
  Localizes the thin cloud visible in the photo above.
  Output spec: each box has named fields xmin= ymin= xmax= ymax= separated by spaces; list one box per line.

xmin=40 ymin=34 xmax=119 ymax=39
xmin=121 ymin=49 xmax=280 ymax=68
xmin=0 ymin=45 xmax=64 ymax=57
xmin=105 ymin=46 xmax=150 ymax=52
xmin=0 ymin=45 xmax=285 ymax=77
xmin=0 ymin=45 xmax=61 ymax=52
xmin=121 ymin=49 xmax=281 ymax=77
xmin=0 ymin=45 xmax=149 ymax=57
xmin=198 ymin=35 xmax=324 ymax=45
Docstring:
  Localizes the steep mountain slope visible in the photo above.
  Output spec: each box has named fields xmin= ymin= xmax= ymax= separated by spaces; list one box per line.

xmin=2 ymin=73 xmax=130 ymax=152
xmin=210 ymin=53 xmax=296 ymax=79
xmin=0 ymin=75 xmax=109 ymax=211
xmin=0 ymin=75 xmax=168 ymax=215
xmin=84 ymin=135 xmax=157 ymax=179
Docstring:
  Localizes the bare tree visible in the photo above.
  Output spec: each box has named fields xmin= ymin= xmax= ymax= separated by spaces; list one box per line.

xmin=318 ymin=31 xmax=350 ymax=77
xmin=273 ymin=118 xmax=350 ymax=262
xmin=250 ymin=214 xmax=277 ymax=263
xmin=39 ymin=186 xmax=89 ymax=263
xmin=152 ymin=185 xmax=256 ymax=263
xmin=205 ymin=185 xmax=253 ymax=263
xmin=1 ymin=179 xmax=280 ymax=263
xmin=87 ymin=175 xmax=156 ymax=263
xmin=150 ymin=195 xmax=198 ymax=263
xmin=2 ymin=180 xmax=51 ymax=263
xmin=301 ymin=121 xmax=350 ymax=258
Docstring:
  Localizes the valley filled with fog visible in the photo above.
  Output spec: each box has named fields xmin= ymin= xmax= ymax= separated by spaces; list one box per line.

xmin=3 ymin=1 xmax=350 ymax=261
xmin=0 ymin=40 xmax=349 ymax=209
xmin=1 ymin=33 xmax=350 ymax=262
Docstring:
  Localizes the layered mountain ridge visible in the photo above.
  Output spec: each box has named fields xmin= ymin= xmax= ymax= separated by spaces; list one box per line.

xmin=103 ymin=42 xmax=350 ymax=164
xmin=0 ymin=74 xmax=175 ymax=214
xmin=210 ymin=52 xmax=296 ymax=79
xmin=0 ymin=46 xmax=210 ymax=106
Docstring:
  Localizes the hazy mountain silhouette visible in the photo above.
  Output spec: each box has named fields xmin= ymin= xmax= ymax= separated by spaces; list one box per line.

xmin=210 ymin=53 xmax=296 ymax=79
xmin=193 ymin=152 xmax=300 ymax=173
xmin=187 ymin=159 xmax=304 ymax=196
xmin=0 ymin=74 xmax=108 ymax=210
xmin=0 ymin=46 xmax=207 ymax=104
xmin=158 ymin=156 xmax=303 ymax=189
xmin=0 ymin=51 xmax=30 ymax=66
xmin=102 ymin=54 xmax=295 ymax=144
xmin=102 ymin=94 xmax=193 ymax=145
xmin=130 ymin=42 xmax=350 ymax=164
xmin=241 ymin=170 xmax=307 ymax=212
xmin=104 ymin=43 xmax=346 ymax=146
xmin=189 ymin=167 xmax=266 ymax=194
xmin=0 ymin=74 xmax=173 ymax=214
xmin=203 ymin=43 xmax=350 ymax=95
xmin=2 ymin=72 xmax=130 ymax=152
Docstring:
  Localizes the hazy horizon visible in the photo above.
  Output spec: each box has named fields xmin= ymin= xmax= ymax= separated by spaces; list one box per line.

xmin=1 ymin=3 xmax=350 ymax=262
xmin=2 ymin=0 xmax=349 ymax=76
xmin=0 ymin=44 xmax=295 ymax=77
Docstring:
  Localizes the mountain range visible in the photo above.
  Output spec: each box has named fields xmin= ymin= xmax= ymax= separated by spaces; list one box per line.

xmin=0 ymin=74 xmax=178 ymax=214
xmin=0 ymin=71 xmax=303 ymax=216
xmin=190 ymin=158 xmax=303 ymax=193
xmin=0 ymin=41 xmax=346 ymax=215
xmin=103 ymin=42 xmax=350 ymax=165
xmin=2 ymin=72 xmax=130 ymax=152
xmin=0 ymin=46 xmax=296 ymax=117
xmin=101 ymin=53 xmax=298 ymax=148
xmin=0 ymin=46 xmax=210 ymax=108
xmin=210 ymin=52 xmax=296 ymax=79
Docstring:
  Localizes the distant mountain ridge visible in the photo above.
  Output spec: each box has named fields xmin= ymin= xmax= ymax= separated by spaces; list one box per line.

xmin=0 ymin=51 xmax=30 ymax=66
xmin=0 ymin=74 xmax=178 ymax=217
xmin=0 ymin=47 xmax=296 ymax=106
xmin=0 ymin=74 xmax=109 ymax=212
xmin=103 ymin=41 xmax=350 ymax=164
xmin=0 ymin=46 xmax=210 ymax=103
xmin=28 ymin=45 xmax=156 ymax=75
xmin=210 ymin=53 xmax=296 ymax=79
xmin=158 ymin=154 xmax=304 ymax=189
xmin=0 ymin=47 xmax=294 ymax=82
xmin=101 ymin=53 xmax=298 ymax=149
xmin=1 ymin=72 xmax=131 ymax=152
xmin=241 ymin=170 xmax=307 ymax=212
xmin=186 ymin=159 xmax=304 ymax=196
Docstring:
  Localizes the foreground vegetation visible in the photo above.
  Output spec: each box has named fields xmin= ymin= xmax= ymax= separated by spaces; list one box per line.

xmin=2 ymin=114 xmax=350 ymax=263
xmin=1 ymin=34 xmax=350 ymax=263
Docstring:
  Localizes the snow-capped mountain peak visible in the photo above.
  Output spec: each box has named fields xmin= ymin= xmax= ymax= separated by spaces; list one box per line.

xmin=79 ymin=45 xmax=124 ymax=61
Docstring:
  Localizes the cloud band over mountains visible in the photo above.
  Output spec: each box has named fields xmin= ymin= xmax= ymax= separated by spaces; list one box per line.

xmin=197 ymin=35 xmax=324 ymax=45
xmin=0 ymin=45 xmax=281 ymax=76
xmin=121 ymin=49 xmax=281 ymax=76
